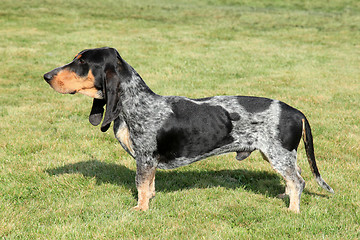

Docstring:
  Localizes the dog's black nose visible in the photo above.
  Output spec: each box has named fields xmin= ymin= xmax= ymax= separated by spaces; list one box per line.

xmin=43 ymin=72 xmax=52 ymax=82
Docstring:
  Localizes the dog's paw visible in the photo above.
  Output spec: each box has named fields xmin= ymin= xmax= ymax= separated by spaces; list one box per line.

xmin=288 ymin=206 xmax=300 ymax=213
xmin=133 ymin=205 xmax=149 ymax=211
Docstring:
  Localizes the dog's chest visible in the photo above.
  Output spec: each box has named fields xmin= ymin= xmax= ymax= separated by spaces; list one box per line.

xmin=114 ymin=118 xmax=135 ymax=157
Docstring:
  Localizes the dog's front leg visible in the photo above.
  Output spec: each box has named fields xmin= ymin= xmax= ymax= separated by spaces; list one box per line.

xmin=133 ymin=157 xmax=157 ymax=211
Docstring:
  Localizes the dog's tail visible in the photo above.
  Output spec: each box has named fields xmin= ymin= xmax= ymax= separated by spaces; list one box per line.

xmin=302 ymin=118 xmax=334 ymax=193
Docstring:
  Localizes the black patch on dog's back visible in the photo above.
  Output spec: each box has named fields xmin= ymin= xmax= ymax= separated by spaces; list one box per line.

xmin=237 ymin=96 xmax=273 ymax=113
xmin=156 ymin=99 xmax=234 ymax=161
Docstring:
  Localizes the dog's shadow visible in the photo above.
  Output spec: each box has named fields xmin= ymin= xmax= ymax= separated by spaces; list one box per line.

xmin=46 ymin=159 xmax=287 ymax=198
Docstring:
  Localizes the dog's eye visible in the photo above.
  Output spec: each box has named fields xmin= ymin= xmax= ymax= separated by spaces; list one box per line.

xmin=78 ymin=58 xmax=85 ymax=64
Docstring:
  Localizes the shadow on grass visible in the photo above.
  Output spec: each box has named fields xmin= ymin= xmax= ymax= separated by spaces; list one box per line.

xmin=46 ymin=160 xmax=285 ymax=198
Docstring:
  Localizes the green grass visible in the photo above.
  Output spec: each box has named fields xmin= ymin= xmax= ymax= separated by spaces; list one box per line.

xmin=1 ymin=0 xmax=359 ymax=238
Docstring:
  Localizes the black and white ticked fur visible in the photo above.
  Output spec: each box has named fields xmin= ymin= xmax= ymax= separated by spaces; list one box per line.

xmin=44 ymin=47 xmax=334 ymax=212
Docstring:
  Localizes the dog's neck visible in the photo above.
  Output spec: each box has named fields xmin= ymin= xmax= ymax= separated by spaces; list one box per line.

xmin=122 ymin=72 xmax=155 ymax=98
xmin=119 ymin=60 xmax=156 ymax=97
xmin=119 ymin=69 xmax=160 ymax=127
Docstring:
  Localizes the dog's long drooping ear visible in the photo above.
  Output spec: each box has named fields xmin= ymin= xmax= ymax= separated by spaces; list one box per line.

xmin=100 ymin=50 xmax=131 ymax=132
xmin=89 ymin=98 xmax=106 ymax=126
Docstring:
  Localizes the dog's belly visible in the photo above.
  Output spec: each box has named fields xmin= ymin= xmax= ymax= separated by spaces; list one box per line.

xmin=156 ymin=144 xmax=245 ymax=169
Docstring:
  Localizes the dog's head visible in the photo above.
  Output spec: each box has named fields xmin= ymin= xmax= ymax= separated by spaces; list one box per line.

xmin=44 ymin=47 xmax=129 ymax=132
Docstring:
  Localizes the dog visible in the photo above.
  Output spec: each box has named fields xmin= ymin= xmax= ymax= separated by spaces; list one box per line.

xmin=44 ymin=47 xmax=334 ymax=212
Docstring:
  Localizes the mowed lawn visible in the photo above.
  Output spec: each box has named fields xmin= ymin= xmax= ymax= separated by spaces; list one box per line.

xmin=1 ymin=0 xmax=359 ymax=239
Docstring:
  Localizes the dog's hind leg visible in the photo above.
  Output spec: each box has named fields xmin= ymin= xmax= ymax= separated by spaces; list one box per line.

xmin=261 ymin=148 xmax=305 ymax=213
xmin=260 ymin=150 xmax=302 ymax=199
